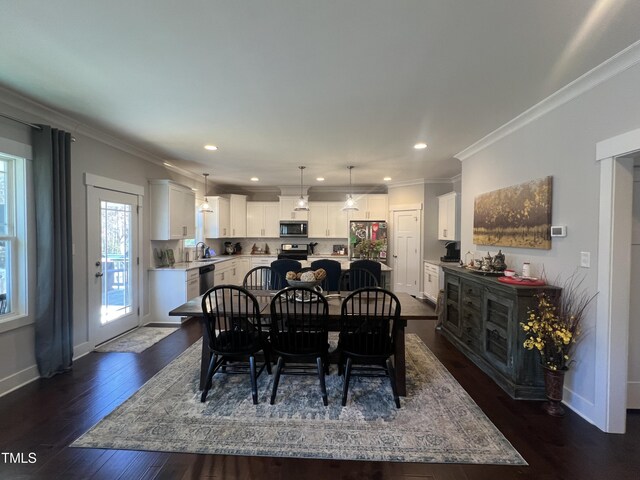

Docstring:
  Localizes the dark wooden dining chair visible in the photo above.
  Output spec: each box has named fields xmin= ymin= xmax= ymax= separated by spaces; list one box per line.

xmin=339 ymin=268 xmax=379 ymax=291
xmin=200 ymin=285 xmax=271 ymax=404
xmin=270 ymin=259 xmax=302 ymax=289
xmin=269 ymin=286 xmax=330 ymax=406
xmin=350 ymin=259 xmax=382 ymax=286
xmin=310 ymin=259 xmax=341 ymax=292
xmin=338 ymin=287 xmax=401 ymax=408
xmin=242 ymin=266 xmax=274 ymax=290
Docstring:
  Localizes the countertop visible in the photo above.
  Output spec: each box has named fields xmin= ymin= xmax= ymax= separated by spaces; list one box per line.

xmin=148 ymin=254 xmax=391 ymax=272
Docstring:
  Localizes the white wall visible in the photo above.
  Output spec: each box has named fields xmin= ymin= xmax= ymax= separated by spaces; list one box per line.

xmin=0 ymin=89 xmax=198 ymax=395
xmin=458 ymin=54 xmax=640 ymax=424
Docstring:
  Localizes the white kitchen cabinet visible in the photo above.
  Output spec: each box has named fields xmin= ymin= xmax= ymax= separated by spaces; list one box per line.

xmin=279 ymin=196 xmax=309 ymax=220
xmin=250 ymin=256 xmax=276 ymax=268
xmin=438 ymin=192 xmax=460 ymax=241
xmin=214 ymin=259 xmax=234 ymax=285
xmin=229 ymin=194 xmax=247 ymax=237
xmin=308 ymin=202 xmax=348 ymax=238
xmin=348 ymin=194 xmax=388 ymax=221
xmin=213 ymin=258 xmax=245 ymax=285
xmin=235 ymin=257 xmax=252 ymax=284
xmin=149 ymin=268 xmax=200 ymax=324
xmin=247 ymin=202 xmax=280 ymax=238
xmin=150 ymin=180 xmax=196 ymax=240
xmin=203 ymin=196 xmax=230 ymax=238
xmin=423 ymin=262 xmax=440 ymax=303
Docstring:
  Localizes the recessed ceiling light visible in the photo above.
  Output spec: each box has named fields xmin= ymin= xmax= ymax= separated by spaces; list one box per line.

xmin=414 ymin=143 xmax=428 ymax=150
xmin=204 ymin=145 xmax=218 ymax=151
xmin=250 ymin=177 xmax=259 ymax=182
xmin=316 ymin=177 xmax=325 ymax=182
xmin=384 ymin=177 xmax=392 ymax=181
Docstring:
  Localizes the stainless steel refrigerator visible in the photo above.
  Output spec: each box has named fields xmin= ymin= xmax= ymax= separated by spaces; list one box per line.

xmin=349 ymin=220 xmax=388 ymax=263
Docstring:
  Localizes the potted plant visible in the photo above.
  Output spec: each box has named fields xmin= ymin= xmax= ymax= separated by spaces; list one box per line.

xmin=357 ymin=239 xmax=386 ymax=259
xmin=520 ymin=275 xmax=596 ymax=416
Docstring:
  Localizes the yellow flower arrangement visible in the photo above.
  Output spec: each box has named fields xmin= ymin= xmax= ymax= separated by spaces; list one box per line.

xmin=521 ymin=275 xmax=596 ymax=371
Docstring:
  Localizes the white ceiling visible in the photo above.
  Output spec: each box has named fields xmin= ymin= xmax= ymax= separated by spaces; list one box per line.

xmin=1 ymin=1 xmax=640 ymax=188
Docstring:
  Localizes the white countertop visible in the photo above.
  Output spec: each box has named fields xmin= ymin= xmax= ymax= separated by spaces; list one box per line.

xmin=149 ymin=254 xmax=391 ymax=272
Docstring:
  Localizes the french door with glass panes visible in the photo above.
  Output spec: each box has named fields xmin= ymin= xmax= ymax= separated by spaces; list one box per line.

xmin=87 ymin=186 xmax=139 ymax=346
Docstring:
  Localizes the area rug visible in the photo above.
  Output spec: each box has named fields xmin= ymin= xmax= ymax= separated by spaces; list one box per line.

xmin=94 ymin=327 xmax=178 ymax=353
xmin=73 ymin=334 xmax=526 ymax=465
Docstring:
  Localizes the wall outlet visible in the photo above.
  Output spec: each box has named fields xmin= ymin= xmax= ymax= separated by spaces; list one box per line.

xmin=580 ymin=251 xmax=591 ymax=268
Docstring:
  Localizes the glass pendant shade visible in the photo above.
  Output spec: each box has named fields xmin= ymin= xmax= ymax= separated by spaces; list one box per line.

xmin=342 ymin=166 xmax=359 ymax=211
xmin=199 ymin=173 xmax=213 ymax=212
xmin=293 ymin=166 xmax=309 ymax=211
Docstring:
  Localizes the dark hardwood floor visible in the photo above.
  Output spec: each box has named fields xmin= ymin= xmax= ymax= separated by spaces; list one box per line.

xmin=1 ymin=314 xmax=638 ymax=480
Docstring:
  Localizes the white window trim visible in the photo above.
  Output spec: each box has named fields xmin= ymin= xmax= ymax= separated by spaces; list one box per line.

xmin=0 ymin=152 xmax=30 ymax=333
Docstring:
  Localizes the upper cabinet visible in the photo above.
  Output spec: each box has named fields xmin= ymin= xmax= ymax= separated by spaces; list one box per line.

xmin=229 ymin=194 xmax=247 ymax=237
xmin=348 ymin=194 xmax=388 ymax=221
xmin=279 ymin=196 xmax=309 ymax=220
xmin=246 ymin=202 xmax=280 ymax=238
xmin=438 ymin=191 xmax=460 ymax=241
xmin=203 ymin=196 xmax=230 ymax=238
xmin=150 ymin=180 xmax=196 ymax=240
xmin=308 ymin=202 xmax=348 ymax=238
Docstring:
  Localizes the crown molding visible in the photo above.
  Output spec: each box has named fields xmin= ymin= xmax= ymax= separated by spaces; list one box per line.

xmin=386 ymin=178 xmax=425 ymax=188
xmin=455 ymin=39 xmax=640 ymax=162
xmin=0 ymin=85 xmax=202 ymax=183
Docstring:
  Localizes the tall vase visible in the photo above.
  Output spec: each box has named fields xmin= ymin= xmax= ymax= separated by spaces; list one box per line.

xmin=542 ymin=367 xmax=566 ymax=417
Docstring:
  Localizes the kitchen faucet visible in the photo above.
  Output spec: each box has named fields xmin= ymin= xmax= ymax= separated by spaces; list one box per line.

xmin=195 ymin=241 xmax=209 ymax=259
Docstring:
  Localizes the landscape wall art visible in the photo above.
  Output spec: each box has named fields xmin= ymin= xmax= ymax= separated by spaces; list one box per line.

xmin=473 ymin=176 xmax=552 ymax=249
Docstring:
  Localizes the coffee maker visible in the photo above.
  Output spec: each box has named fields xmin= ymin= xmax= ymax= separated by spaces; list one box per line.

xmin=440 ymin=241 xmax=460 ymax=262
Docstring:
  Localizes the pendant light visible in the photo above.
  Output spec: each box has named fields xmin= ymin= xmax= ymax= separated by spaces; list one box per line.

xmin=199 ymin=173 xmax=213 ymax=212
xmin=293 ymin=166 xmax=309 ymax=211
xmin=342 ymin=165 xmax=359 ymax=211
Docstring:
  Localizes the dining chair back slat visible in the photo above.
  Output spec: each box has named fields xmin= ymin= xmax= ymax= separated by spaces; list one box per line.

xmin=268 ymin=286 xmax=330 ymax=405
xmin=200 ymin=285 xmax=271 ymax=404
xmin=243 ymin=266 xmax=275 ymax=290
xmin=339 ymin=268 xmax=379 ymax=291
xmin=339 ymin=287 xmax=401 ymax=408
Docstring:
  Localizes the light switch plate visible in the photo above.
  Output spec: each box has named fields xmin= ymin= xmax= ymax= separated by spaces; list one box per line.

xmin=580 ymin=251 xmax=591 ymax=268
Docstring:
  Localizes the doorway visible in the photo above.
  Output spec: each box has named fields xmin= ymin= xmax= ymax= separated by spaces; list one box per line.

xmin=392 ymin=209 xmax=421 ymax=296
xmin=596 ymin=127 xmax=640 ymax=433
xmin=87 ymin=186 xmax=140 ymax=346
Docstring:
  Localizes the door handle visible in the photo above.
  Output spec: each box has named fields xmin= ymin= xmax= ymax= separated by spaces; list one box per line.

xmin=95 ymin=272 xmax=104 ymax=278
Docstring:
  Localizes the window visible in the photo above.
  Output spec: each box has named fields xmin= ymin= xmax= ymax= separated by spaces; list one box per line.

xmin=0 ymin=152 xmax=26 ymax=320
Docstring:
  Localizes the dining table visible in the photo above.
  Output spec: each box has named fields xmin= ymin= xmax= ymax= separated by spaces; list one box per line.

xmin=168 ymin=290 xmax=437 ymax=397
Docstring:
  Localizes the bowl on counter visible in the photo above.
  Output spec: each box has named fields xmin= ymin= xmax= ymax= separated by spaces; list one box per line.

xmin=504 ymin=269 xmax=516 ymax=277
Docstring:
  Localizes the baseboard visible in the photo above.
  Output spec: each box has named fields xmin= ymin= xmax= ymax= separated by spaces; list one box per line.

xmin=562 ymin=385 xmax=597 ymax=427
xmin=73 ymin=341 xmax=93 ymax=360
xmin=627 ymin=381 xmax=640 ymax=409
xmin=0 ymin=364 xmax=39 ymax=398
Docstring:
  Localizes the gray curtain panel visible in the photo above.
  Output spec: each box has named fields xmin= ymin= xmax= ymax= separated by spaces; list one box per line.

xmin=32 ymin=126 xmax=73 ymax=377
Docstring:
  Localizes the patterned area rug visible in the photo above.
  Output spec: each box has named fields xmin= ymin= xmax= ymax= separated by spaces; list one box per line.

xmin=94 ymin=327 xmax=178 ymax=353
xmin=74 ymin=334 xmax=526 ymax=464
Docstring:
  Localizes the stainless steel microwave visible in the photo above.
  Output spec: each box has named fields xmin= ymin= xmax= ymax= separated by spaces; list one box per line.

xmin=279 ymin=221 xmax=308 ymax=237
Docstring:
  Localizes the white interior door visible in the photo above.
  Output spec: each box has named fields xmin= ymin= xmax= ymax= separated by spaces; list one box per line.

xmin=88 ymin=186 xmax=140 ymax=346
xmin=628 ymin=170 xmax=640 ymax=408
xmin=392 ymin=210 xmax=420 ymax=296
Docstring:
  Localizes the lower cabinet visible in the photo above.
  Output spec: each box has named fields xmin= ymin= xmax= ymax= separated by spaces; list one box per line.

xmin=423 ymin=262 xmax=440 ymax=303
xmin=440 ymin=266 xmax=561 ymax=400
xmin=149 ymin=268 xmax=200 ymax=324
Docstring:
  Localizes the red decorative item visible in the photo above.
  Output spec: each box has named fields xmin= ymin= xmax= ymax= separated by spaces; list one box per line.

xmin=497 ymin=276 xmax=546 ymax=286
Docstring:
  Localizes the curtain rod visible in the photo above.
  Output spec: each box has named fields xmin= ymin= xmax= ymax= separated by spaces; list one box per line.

xmin=0 ymin=112 xmax=76 ymax=142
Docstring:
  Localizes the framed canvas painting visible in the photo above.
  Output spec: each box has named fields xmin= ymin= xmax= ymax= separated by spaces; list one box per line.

xmin=473 ymin=176 xmax=552 ymax=249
